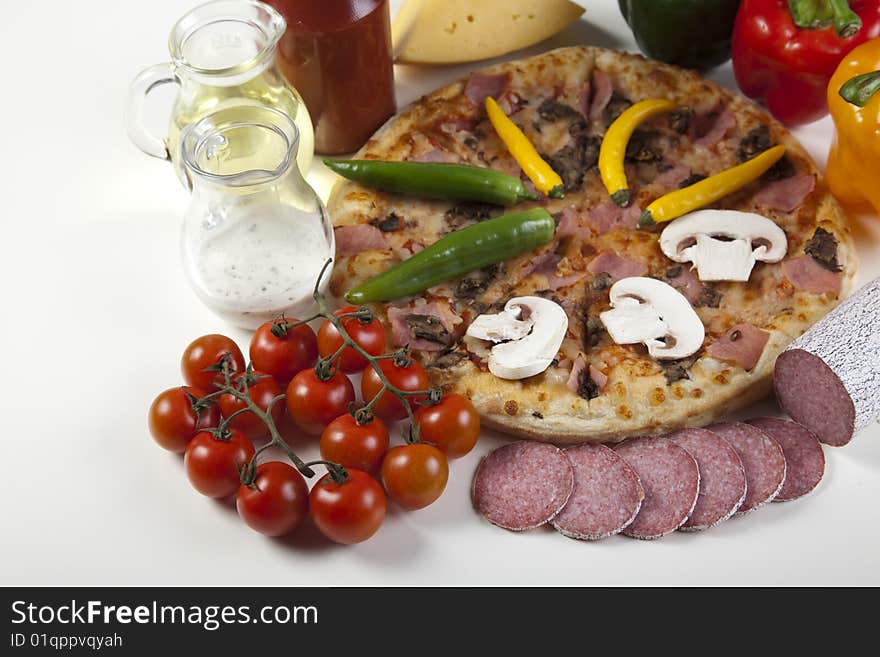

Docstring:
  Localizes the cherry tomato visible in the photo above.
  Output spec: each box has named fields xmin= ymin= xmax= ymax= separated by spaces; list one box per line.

xmin=414 ymin=394 xmax=480 ymax=458
xmin=320 ymin=414 xmax=389 ymax=473
xmin=184 ymin=429 xmax=255 ymax=498
xmin=148 ymin=386 xmax=221 ymax=453
xmin=361 ymin=359 xmax=429 ymax=421
xmin=380 ymin=444 xmax=448 ymax=510
xmin=286 ymin=369 xmax=355 ymax=435
xmin=309 ymin=469 xmax=386 ymax=544
xmin=181 ymin=334 xmax=245 ymax=392
xmin=249 ymin=319 xmax=318 ymax=385
xmin=317 ymin=306 xmax=386 ymax=373
xmin=236 ymin=461 xmax=309 ymax=537
xmin=219 ymin=372 xmax=284 ymax=440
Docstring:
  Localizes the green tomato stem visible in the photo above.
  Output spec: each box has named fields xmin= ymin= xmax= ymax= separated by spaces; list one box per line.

xmin=203 ymin=258 xmax=445 ymax=487
xmin=311 ymin=260 xmax=441 ymax=425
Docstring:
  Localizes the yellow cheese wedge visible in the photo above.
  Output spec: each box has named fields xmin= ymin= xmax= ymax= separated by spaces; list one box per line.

xmin=393 ymin=0 xmax=585 ymax=65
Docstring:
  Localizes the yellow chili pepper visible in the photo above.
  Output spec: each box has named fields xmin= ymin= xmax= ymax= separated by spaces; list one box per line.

xmin=827 ymin=39 xmax=880 ymax=216
xmin=638 ymin=145 xmax=786 ymax=228
xmin=485 ymin=96 xmax=565 ymax=199
xmin=599 ymin=98 xmax=677 ymax=208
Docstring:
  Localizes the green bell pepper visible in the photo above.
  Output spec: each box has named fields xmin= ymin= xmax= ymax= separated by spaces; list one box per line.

xmin=618 ymin=0 xmax=743 ymax=70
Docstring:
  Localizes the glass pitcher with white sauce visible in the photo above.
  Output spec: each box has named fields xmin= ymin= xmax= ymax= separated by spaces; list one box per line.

xmin=179 ymin=105 xmax=333 ymax=329
xmin=126 ymin=0 xmax=314 ymax=186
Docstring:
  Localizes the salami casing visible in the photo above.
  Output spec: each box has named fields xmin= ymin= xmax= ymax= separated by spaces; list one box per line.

xmin=669 ymin=428 xmax=747 ymax=531
xmin=774 ymin=276 xmax=880 ymax=446
xmin=746 ymin=417 xmax=825 ymax=502
xmin=612 ymin=437 xmax=699 ymax=540
xmin=551 ymin=444 xmax=644 ymax=540
xmin=471 ymin=441 xmax=573 ymax=531
xmin=707 ymin=422 xmax=786 ymax=514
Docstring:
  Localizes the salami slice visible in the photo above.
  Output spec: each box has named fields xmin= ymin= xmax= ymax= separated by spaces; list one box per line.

xmin=774 ymin=276 xmax=880 ymax=446
xmin=551 ymin=444 xmax=645 ymax=541
xmin=669 ymin=428 xmax=747 ymax=531
xmin=746 ymin=417 xmax=825 ymax=502
xmin=472 ymin=441 xmax=574 ymax=531
xmin=612 ymin=437 xmax=699 ymax=540
xmin=707 ymin=422 xmax=786 ymax=515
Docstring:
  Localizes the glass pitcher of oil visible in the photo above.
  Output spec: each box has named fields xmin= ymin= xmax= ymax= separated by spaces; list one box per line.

xmin=179 ymin=105 xmax=334 ymax=329
xmin=126 ymin=0 xmax=314 ymax=187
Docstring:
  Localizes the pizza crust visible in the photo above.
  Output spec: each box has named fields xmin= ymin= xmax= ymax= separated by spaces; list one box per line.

xmin=327 ymin=46 xmax=858 ymax=444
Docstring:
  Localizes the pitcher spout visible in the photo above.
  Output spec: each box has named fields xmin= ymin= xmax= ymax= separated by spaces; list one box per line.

xmin=169 ymin=0 xmax=287 ymax=86
xmin=181 ymin=105 xmax=300 ymax=188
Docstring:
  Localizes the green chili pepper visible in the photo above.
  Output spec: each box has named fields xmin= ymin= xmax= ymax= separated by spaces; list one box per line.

xmin=324 ymin=159 xmax=539 ymax=206
xmin=345 ymin=208 xmax=555 ymax=303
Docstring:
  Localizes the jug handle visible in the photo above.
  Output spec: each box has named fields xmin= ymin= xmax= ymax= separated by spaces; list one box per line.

xmin=126 ymin=63 xmax=179 ymax=161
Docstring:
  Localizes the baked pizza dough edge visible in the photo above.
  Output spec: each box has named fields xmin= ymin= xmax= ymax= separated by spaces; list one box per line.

xmin=326 ymin=45 xmax=859 ymax=445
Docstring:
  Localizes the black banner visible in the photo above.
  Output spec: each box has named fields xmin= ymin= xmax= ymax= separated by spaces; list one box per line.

xmin=0 ymin=586 xmax=856 ymax=652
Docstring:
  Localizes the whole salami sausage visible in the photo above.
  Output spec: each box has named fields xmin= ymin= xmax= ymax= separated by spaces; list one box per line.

xmin=746 ymin=418 xmax=825 ymax=502
xmin=707 ymin=422 xmax=786 ymax=515
xmin=612 ymin=437 xmax=699 ymax=540
xmin=669 ymin=428 xmax=747 ymax=531
xmin=551 ymin=444 xmax=644 ymax=541
xmin=774 ymin=276 xmax=880 ymax=446
xmin=471 ymin=441 xmax=574 ymax=532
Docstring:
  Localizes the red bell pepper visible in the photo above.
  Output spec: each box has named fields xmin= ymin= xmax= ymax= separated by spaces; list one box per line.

xmin=732 ymin=0 xmax=880 ymax=126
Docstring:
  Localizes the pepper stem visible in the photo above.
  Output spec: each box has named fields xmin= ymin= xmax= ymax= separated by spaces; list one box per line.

xmin=637 ymin=210 xmax=656 ymax=229
xmin=830 ymin=0 xmax=862 ymax=37
xmin=839 ymin=70 xmax=880 ymax=107
xmin=611 ymin=189 xmax=631 ymax=208
xmin=547 ymin=184 xmax=566 ymax=200
xmin=788 ymin=0 xmax=862 ymax=38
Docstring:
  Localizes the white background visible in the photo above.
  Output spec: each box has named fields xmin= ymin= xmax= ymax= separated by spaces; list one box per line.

xmin=1 ymin=0 xmax=878 ymax=586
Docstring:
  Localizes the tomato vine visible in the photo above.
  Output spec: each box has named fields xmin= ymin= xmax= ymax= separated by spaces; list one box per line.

xmin=194 ymin=259 xmax=441 ymax=487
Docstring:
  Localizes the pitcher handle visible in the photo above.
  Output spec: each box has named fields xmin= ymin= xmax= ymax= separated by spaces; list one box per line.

xmin=126 ymin=63 xmax=179 ymax=161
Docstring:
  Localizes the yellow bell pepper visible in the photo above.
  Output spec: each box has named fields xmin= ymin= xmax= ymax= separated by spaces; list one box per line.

xmin=485 ymin=97 xmax=565 ymax=199
xmin=639 ymin=145 xmax=786 ymax=227
xmin=827 ymin=38 xmax=880 ymax=216
xmin=599 ymin=98 xmax=677 ymax=207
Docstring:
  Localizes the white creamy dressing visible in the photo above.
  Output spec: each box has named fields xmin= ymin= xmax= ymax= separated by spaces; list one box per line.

xmin=192 ymin=204 xmax=333 ymax=328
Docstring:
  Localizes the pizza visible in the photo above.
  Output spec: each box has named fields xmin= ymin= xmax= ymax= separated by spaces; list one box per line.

xmin=327 ymin=46 xmax=857 ymax=444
